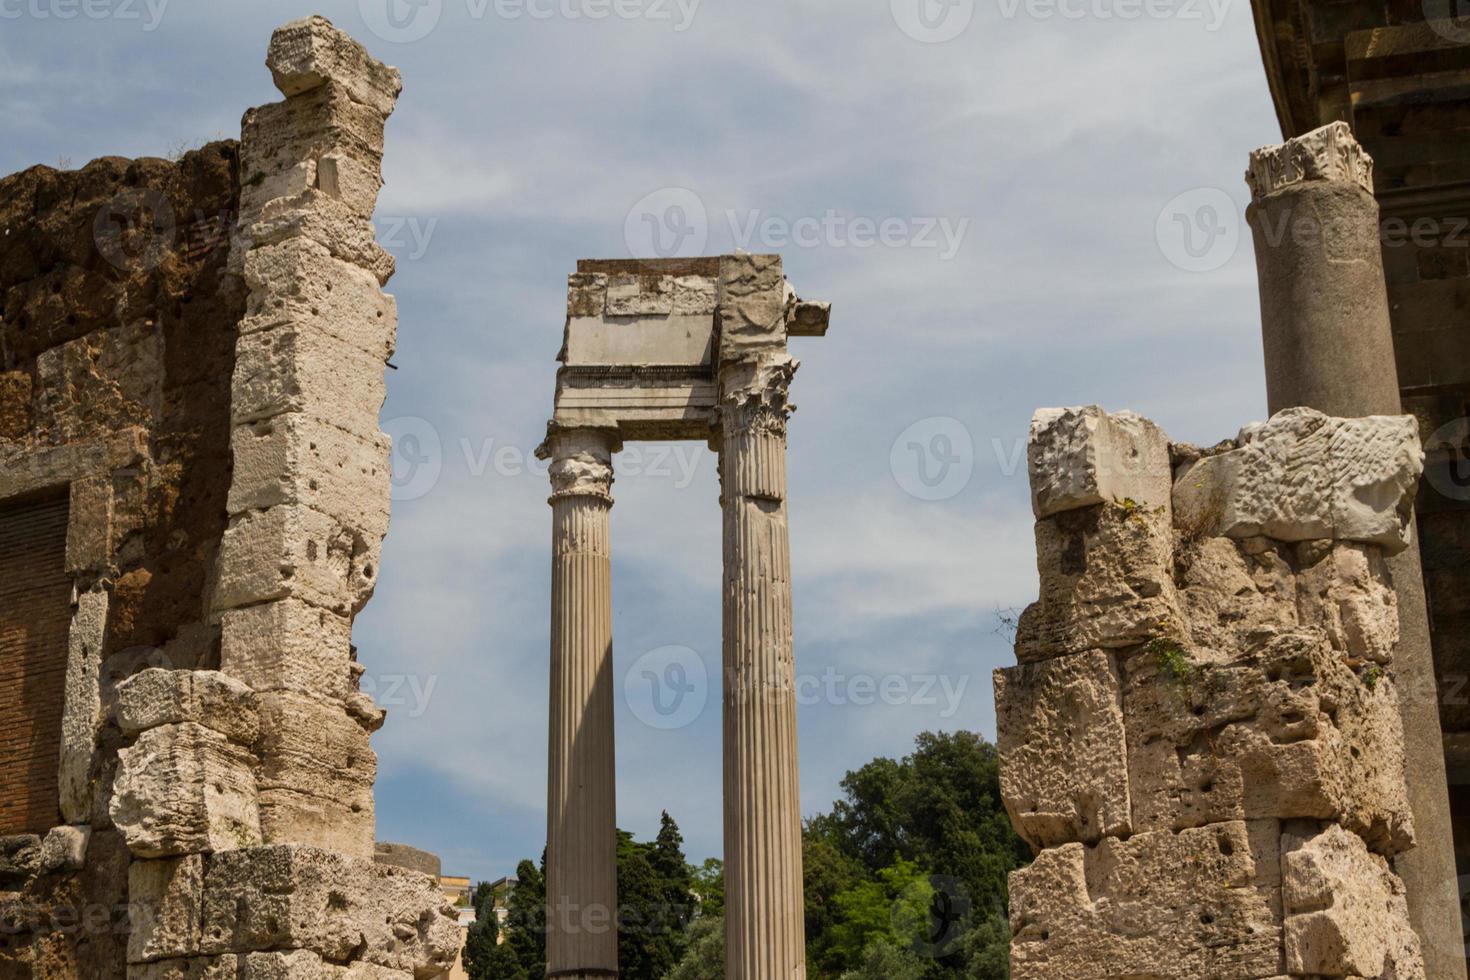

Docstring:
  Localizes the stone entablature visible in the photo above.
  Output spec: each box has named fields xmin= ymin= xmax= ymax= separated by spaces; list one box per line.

xmin=996 ymin=404 xmax=1427 ymax=979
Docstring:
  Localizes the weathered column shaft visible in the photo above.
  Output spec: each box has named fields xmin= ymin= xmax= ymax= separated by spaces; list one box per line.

xmin=545 ymin=429 xmax=620 ymax=978
xmin=1247 ymin=121 xmax=1466 ymax=978
xmin=720 ymin=356 xmax=806 ymax=980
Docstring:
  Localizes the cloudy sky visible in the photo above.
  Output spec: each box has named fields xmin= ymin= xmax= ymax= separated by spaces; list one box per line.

xmin=4 ymin=0 xmax=1281 ymax=880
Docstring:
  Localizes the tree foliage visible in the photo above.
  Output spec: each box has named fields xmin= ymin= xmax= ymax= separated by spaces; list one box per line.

xmin=486 ymin=731 xmax=1027 ymax=979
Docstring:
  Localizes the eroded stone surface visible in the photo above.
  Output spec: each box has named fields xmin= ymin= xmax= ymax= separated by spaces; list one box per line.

xmin=1015 ymin=501 xmax=1182 ymax=662
xmin=110 ymin=723 xmax=261 ymax=858
xmin=116 ymin=670 xmax=259 ymax=746
xmin=128 ymin=855 xmax=204 ymax=964
xmin=200 ymin=845 xmax=460 ymax=975
xmin=1124 ymin=628 xmax=1413 ymax=854
xmin=1281 ymin=822 xmax=1424 ymax=978
xmin=1009 ymin=822 xmax=1284 ymax=980
xmin=1173 ymin=408 xmax=1422 ymax=553
xmin=218 ymin=599 xmax=353 ymax=701
xmin=994 ymin=650 xmax=1130 ymax=848
xmin=214 ymin=504 xmax=380 ymax=616
xmin=1028 ymin=406 xmax=1172 ymax=519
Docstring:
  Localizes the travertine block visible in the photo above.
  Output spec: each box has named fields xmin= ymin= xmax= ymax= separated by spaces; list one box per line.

xmin=128 ymin=855 xmax=204 ymax=963
xmin=266 ymin=15 xmax=403 ymax=117
xmin=254 ymin=691 xmax=377 ymax=856
xmin=1281 ymin=822 xmax=1424 ymax=978
xmin=1009 ymin=821 xmax=1283 ymax=979
xmin=242 ymin=192 xmax=395 ymax=286
xmin=257 ymin=785 xmax=375 ymax=860
xmin=39 ymin=824 xmax=90 ymax=872
xmin=228 ymin=414 xmax=390 ymax=539
xmin=605 ymin=274 xmax=674 ymax=316
xmin=61 ymin=586 xmax=109 ymax=822
xmin=1296 ymin=540 xmax=1399 ymax=665
xmin=110 ymin=723 xmax=261 ymax=858
xmin=219 ymin=598 xmax=353 ymax=701
xmin=1015 ymin=502 xmax=1182 ymax=662
xmin=213 ymin=504 xmax=380 ymax=616
xmin=1028 ymin=406 xmax=1172 ymax=519
xmin=716 ymin=254 xmax=787 ymax=357
xmin=994 ymin=650 xmax=1130 ymax=848
xmin=317 ymin=152 xmax=384 ymax=221
xmin=1123 ymin=628 xmax=1413 ymax=854
xmin=200 ymin=845 xmax=459 ymax=975
xmin=236 ymin=88 xmax=389 ymax=274
xmin=1173 ymin=407 xmax=1422 ymax=552
xmin=672 ymin=275 xmax=717 ymax=315
xmin=566 ymin=273 xmax=608 ymax=318
xmin=229 ymin=321 xmax=387 ymax=442
xmin=116 ymin=670 xmax=260 ymax=746
xmin=127 ymin=956 xmax=240 ymax=980
xmin=1177 ymin=536 xmax=1298 ymax=655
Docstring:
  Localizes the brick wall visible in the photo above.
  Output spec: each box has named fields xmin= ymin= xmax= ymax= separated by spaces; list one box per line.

xmin=0 ymin=494 xmax=70 ymax=835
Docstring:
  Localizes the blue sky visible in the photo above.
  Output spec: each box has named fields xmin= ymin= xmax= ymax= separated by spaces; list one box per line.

xmin=3 ymin=0 xmax=1280 ymax=881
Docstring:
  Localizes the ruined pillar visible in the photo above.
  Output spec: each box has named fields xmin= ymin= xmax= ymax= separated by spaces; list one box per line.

xmin=718 ymin=354 xmax=806 ymax=980
xmin=542 ymin=425 xmax=621 ymax=979
xmin=1248 ymin=122 xmax=1465 ymax=975
xmin=998 ymin=404 xmax=1427 ymax=978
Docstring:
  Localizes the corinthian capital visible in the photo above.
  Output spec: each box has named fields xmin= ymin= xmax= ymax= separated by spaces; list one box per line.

xmin=536 ymin=425 xmax=620 ymax=503
xmin=719 ymin=354 xmax=798 ymax=439
xmin=1246 ymin=121 xmax=1374 ymax=201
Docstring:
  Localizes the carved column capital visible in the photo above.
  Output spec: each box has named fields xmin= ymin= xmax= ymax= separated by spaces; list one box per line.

xmin=1246 ymin=120 xmax=1374 ymax=201
xmin=536 ymin=425 xmax=621 ymax=504
xmin=718 ymin=354 xmax=798 ymax=440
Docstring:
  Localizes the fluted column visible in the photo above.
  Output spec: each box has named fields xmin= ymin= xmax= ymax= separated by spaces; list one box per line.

xmin=719 ymin=355 xmax=806 ymax=980
xmin=542 ymin=426 xmax=621 ymax=979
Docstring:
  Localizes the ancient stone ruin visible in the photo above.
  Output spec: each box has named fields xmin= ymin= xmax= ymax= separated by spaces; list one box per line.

xmin=990 ymin=124 xmax=1461 ymax=979
xmin=540 ymin=257 xmax=830 ymax=980
xmin=0 ymin=16 xmax=459 ymax=979
xmin=999 ymin=405 xmax=1425 ymax=978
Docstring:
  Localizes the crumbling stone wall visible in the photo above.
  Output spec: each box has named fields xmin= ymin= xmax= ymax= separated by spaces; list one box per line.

xmin=0 ymin=16 xmax=458 ymax=980
xmin=996 ymin=405 xmax=1428 ymax=979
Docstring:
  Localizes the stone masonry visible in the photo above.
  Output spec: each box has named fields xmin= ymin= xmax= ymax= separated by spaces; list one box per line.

xmin=0 ymin=17 xmax=459 ymax=980
xmin=997 ymin=404 xmax=1428 ymax=979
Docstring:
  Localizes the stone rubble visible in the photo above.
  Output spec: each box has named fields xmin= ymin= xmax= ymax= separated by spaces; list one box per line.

xmin=996 ymin=404 xmax=1427 ymax=979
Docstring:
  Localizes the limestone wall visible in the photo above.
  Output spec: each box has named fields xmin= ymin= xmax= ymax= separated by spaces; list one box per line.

xmin=0 ymin=16 xmax=458 ymax=980
xmin=996 ymin=405 xmax=1429 ymax=979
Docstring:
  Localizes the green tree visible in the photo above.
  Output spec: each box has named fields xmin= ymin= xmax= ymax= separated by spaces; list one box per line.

xmin=803 ymin=731 xmax=1027 ymax=980
xmin=463 ymin=880 xmax=530 ymax=980
xmin=505 ymin=857 xmax=546 ymax=977
xmin=961 ymin=913 xmax=1010 ymax=980
xmin=664 ymin=914 xmax=724 ymax=980
xmin=692 ymin=858 xmax=724 ymax=919
xmin=837 ymin=940 xmax=928 ymax=980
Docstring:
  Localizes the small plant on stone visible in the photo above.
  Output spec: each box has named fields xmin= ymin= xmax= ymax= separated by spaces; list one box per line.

xmin=1361 ymin=664 xmax=1383 ymax=692
xmin=1149 ymin=637 xmax=1194 ymax=686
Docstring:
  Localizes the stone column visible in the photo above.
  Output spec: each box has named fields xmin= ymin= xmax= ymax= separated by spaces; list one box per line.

xmin=718 ymin=355 xmax=806 ymax=980
xmin=541 ymin=426 xmax=621 ymax=979
xmin=1248 ymin=121 xmax=1466 ymax=977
